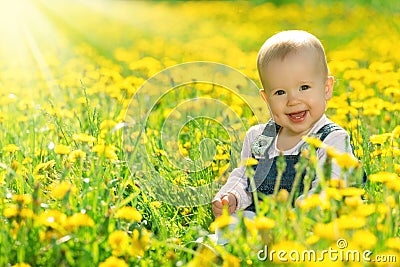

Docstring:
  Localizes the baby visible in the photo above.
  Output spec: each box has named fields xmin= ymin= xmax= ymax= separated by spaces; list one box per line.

xmin=213 ymin=30 xmax=358 ymax=218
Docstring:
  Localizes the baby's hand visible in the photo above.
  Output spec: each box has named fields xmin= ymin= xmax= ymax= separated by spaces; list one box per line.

xmin=212 ymin=193 xmax=237 ymax=217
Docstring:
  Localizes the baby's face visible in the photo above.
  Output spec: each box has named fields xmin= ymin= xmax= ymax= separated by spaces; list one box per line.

xmin=259 ymin=48 xmax=333 ymax=137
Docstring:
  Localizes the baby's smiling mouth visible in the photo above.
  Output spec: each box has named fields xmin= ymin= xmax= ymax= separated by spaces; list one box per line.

xmin=287 ymin=110 xmax=307 ymax=122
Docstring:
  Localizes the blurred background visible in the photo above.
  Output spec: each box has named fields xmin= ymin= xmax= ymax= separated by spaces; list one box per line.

xmin=1 ymin=0 xmax=399 ymax=104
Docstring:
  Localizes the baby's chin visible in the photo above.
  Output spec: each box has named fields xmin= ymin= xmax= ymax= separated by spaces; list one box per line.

xmin=279 ymin=119 xmax=316 ymax=135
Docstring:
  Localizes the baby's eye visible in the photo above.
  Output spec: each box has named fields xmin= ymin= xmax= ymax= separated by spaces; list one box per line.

xmin=274 ymin=90 xmax=285 ymax=95
xmin=300 ymin=85 xmax=310 ymax=91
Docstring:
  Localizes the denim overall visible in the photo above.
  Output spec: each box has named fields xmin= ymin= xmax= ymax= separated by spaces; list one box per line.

xmin=245 ymin=121 xmax=346 ymax=213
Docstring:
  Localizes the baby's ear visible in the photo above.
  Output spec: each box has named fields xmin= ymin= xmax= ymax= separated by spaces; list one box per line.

xmin=325 ymin=76 xmax=334 ymax=100
xmin=259 ymin=88 xmax=268 ymax=104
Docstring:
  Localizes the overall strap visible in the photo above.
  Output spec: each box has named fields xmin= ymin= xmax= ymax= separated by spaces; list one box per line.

xmin=248 ymin=120 xmax=279 ymax=192
xmin=314 ymin=123 xmax=343 ymax=143
xmin=315 ymin=123 xmax=368 ymax=184
xmin=260 ymin=119 xmax=281 ymax=137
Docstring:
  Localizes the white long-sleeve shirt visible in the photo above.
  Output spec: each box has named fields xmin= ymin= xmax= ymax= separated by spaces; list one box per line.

xmin=213 ymin=114 xmax=354 ymax=211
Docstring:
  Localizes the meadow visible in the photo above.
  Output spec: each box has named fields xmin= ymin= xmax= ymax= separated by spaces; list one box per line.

xmin=0 ymin=0 xmax=399 ymax=266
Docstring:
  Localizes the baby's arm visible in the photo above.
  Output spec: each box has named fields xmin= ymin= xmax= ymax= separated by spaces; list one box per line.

xmin=212 ymin=126 xmax=262 ymax=216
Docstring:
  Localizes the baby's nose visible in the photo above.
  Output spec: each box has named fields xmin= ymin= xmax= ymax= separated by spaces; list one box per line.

xmin=287 ymin=91 xmax=302 ymax=105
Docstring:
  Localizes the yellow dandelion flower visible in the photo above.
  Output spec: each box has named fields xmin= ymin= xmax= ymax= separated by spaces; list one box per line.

xmin=153 ymin=148 xmax=166 ymax=157
xmin=370 ymin=149 xmax=383 ymax=158
xmin=254 ymin=217 xmax=275 ymax=230
xmin=150 ymin=201 xmax=162 ymax=209
xmin=115 ymin=206 xmax=142 ymax=222
xmin=33 ymin=174 xmax=46 ymax=181
xmin=12 ymin=194 xmax=32 ymax=205
xmin=344 ymin=196 xmax=363 ymax=207
xmin=385 ymin=195 xmax=396 ymax=208
xmin=179 ymin=145 xmax=189 ymax=157
xmin=99 ymin=256 xmax=128 ymax=267
xmin=22 ymin=157 xmax=33 ymax=164
xmin=108 ymin=230 xmax=129 ymax=256
xmin=298 ymin=194 xmax=323 ymax=210
xmin=92 ymin=145 xmax=119 ymax=161
xmin=303 ymin=136 xmax=324 ymax=148
xmin=395 ymin=164 xmax=400 ymax=174
xmin=214 ymin=154 xmax=230 ymax=160
xmin=305 ymin=235 xmax=320 ymax=245
xmin=340 ymin=187 xmax=365 ymax=197
xmin=386 ymin=179 xmax=400 ymax=191
xmin=354 ymin=204 xmax=376 ymax=217
xmin=131 ymin=228 xmax=151 ymax=258
xmin=392 ymin=125 xmax=400 ymax=138
xmin=3 ymin=204 xmax=18 ymax=218
xmin=333 ymin=153 xmax=360 ymax=169
xmin=105 ymin=148 xmax=119 ymax=161
xmin=68 ymin=149 xmax=86 ymax=162
xmin=100 ymin=120 xmax=119 ymax=138
xmin=386 ymin=237 xmax=400 ymax=251
xmin=369 ymin=133 xmax=393 ymax=144
xmin=38 ymin=210 xmax=67 ymax=228
xmin=314 ymin=222 xmax=343 ymax=240
xmin=183 ymin=141 xmax=191 ymax=149
xmin=54 ymin=144 xmax=71 ymax=155
xmin=390 ymin=147 xmax=400 ymax=156
xmin=277 ymin=189 xmax=289 ymax=203
xmin=11 ymin=160 xmax=20 ymax=171
xmin=2 ymin=144 xmax=20 ymax=153
xmin=326 ymin=147 xmax=341 ymax=158
xmin=218 ymin=163 xmax=230 ymax=176
xmin=325 ymin=187 xmax=342 ymax=201
xmin=51 ymin=181 xmax=76 ymax=199
xmin=287 ymin=209 xmax=297 ymax=221
xmin=65 ymin=213 xmax=95 ymax=229
xmin=352 ymin=230 xmax=377 ymax=249
xmin=34 ymin=148 xmax=48 ymax=157
xmin=354 ymin=147 xmax=364 ymax=157
xmin=377 ymin=203 xmax=389 ymax=216
xmin=369 ymin=172 xmax=398 ymax=183
xmin=300 ymin=149 xmax=309 ymax=158
xmin=33 ymin=160 xmax=56 ymax=174
xmin=209 ymin=213 xmax=237 ymax=232
xmin=329 ymin=179 xmax=346 ymax=189
xmin=92 ymin=143 xmax=106 ymax=154
xmin=100 ymin=119 xmax=117 ymax=130
xmin=335 ymin=215 xmax=366 ymax=229
xmin=72 ymin=133 xmax=96 ymax=143
xmin=243 ymin=218 xmax=257 ymax=236
xmin=222 ymin=252 xmax=241 ymax=267
xmin=363 ymin=108 xmax=381 ymax=116
xmin=20 ymin=208 xmax=33 ymax=218
xmin=240 ymin=158 xmax=259 ymax=167
xmin=187 ymin=245 xmax=218 ymax=267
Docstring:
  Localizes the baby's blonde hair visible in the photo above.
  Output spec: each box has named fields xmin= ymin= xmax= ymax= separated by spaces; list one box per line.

xmin=257 ymin=30 xmax=329 ymax=80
